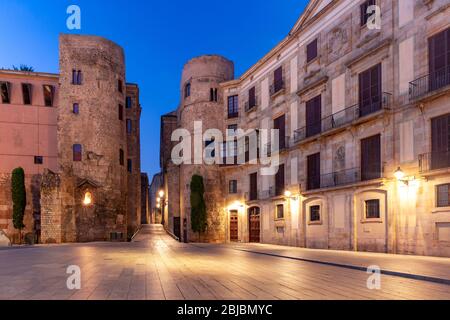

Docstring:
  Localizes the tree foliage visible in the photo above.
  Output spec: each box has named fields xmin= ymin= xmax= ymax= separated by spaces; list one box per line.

xmin=12 ymin=64 xmax=34 ymax=72
xmin=11 ymin=167 xmax=26 ymax=231
xmin=190 ymin=175 xmax=207 ymax=236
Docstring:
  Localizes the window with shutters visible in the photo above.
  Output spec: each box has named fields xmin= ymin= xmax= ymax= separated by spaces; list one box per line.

xmin=428 ymin=27 xmax=450 ymax=92
xmin=306 ymin=39 xmax=318 ymax=63
xmin=436 ymin=184 xmax=450 ymax=207
xmin=359 ymin=63 xmax=382 ymax=117
xmin=361 ymin=134 xmax=381 ymax=181
xmin=365 ymin=199 xmax=380 ymax=219
xmin=272 ymin=66 xmax=284 ymax=94
xmin=22 ymin=83 xmax=32 ymax=105
xmin=73 ymin=144 xmax=82 ymax=162
xmin=307 ymin=153 xmax=321 ymax=190
xmin=431 ymin=114 xmax=450 ymax=170
xmin=305 ymin=95 xmax=322 ymax=138
xmin=275 ymin=164 xmax=285 ymax=196
xmin=228 ymin=95 xmax=239 ymax=118
xmin=249 ymin=172 xmax=258 ymax=201
xmin=360 ymin=0 xmax=376 ymax=26
xmin=0 ymin=82 xmax=10 ymax=104
xmin=274 ymin=115 xmax=286 ymax=150
xmin=43 ymin=85 xmax=54 ymax=107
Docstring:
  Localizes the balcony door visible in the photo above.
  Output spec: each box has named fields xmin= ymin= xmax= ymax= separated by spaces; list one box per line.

xmin=359 ymin=64 xmax=381 ymax=117
xmin=306 ymin=95 xmax=322 ymax=138
xmin=307 ymin=153 xmax=321 ymax=190
xmin=431 ymin=114 xmax=450 ymax=170
xmin=361 ymin=134 xmax=381 ymax=181
xmin=275 ymin=164 xmax=285 ymax=196
xmin=429 ymin=28 xmax=450 ymax=92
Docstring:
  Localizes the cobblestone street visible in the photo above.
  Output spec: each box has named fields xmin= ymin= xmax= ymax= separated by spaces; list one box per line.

xmin=0 ymin=225 xmax=449 ymax=300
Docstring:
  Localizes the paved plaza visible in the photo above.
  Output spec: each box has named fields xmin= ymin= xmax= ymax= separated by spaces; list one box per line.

xmin=0 ymin=225 xmax=449 ymax=300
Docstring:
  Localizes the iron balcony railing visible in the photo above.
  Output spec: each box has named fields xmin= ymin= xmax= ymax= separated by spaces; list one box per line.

xmin=244 ymin=100 xmax=257 ymax=112
xmin=419 ymin=150 xmax=450 ymax=173
xmin=227 ymin=112 xmax=239 ymax=119
xmin=270 ymin=79 xmax=285 ymax=96
xmin=307 ymin=167 xmax=382 ymax=191
xmin=294 ymin=92 xmax=392 ymax=143
xmin=259 ymin=187 xmax=276 ymax=200
xmin=264 ymin=136 xmax=290 ymax=156
xmin=409 ymin=66 xmax=450 ymax=100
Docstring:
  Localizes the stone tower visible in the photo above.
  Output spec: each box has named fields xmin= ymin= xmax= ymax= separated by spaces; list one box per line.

xmin=178 ymin=55 xmax=234 ymax=243
xmin=50 ymin=34 xmax=128 ymax=242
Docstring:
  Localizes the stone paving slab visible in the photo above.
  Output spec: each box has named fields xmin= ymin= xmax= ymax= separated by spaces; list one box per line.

xmin=195 ymin=242 xmax=450 ymax=283
xmin=0 ymin=225 xmax=449 ymax=300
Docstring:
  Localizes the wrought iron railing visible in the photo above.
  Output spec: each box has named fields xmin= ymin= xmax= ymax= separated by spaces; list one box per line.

xmin=409 ymin=66 xmax=450 ymax=100
xmin=307 ymin=167 xmax=382 ymax=191
xmin=419 ymin=150 xmax=450 ymax=173
xmin=294 ymin=92 xmax=392 ymax=143
xmin=264 ymin=136 xmax=290 ymax=156
xmin=270 ymin=79 xmax=285 ymax=96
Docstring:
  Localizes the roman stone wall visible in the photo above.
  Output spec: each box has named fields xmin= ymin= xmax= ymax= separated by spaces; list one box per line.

xmin=52 ymin=34 xmax=128 ymax=242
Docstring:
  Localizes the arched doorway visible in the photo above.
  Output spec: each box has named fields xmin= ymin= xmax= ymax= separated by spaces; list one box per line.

xmin=248 ymin=207 xmax=261 ymax=243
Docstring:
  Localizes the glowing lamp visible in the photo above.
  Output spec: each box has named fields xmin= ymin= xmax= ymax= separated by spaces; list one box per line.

xmin=83 ymin=192 xmax=92 ymax=206
xmin=159 ymin=190 xmax=165 ymax=198
xmin=284 ymin=190 xmax=292 ymax=198
xmin=394 ymin=167 xmax=405 ymax=181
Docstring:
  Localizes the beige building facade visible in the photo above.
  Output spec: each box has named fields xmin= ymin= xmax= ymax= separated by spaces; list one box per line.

xmin=162 ymin=0 xmax=450 ymax=257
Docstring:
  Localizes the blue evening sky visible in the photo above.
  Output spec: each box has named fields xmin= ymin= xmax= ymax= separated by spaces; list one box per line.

xmin=0 ymin=0 xmax=308 ymax=178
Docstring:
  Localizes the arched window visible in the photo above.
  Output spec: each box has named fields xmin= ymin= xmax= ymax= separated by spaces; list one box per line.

xmin=185 ymin=83 xmax=191 ymax=98
xmin=73 ymin=144 xmax=82 ymax=161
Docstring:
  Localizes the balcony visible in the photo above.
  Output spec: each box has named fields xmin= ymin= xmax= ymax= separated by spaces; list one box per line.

xmin=270 ymin=79 xmax=285 ymax=96
xmin=409 ymin=66 xmax=450 ymax=101
xmin=244 ymin=100 xmax=257 ymax=112
xmin=306 ymin=168 xmax=382 ymax=191
xmin=264 ymin=136 xmax=290 ymax=156
xmin=294 ymin=92 xmax=392 ymax=144
xmin=419 ymin=150 xmax=450 ymax=173
xmin=259 ymin=187 xmax=275 ymax=200
xmin=227 ymin=112 xmax=239 ymax=119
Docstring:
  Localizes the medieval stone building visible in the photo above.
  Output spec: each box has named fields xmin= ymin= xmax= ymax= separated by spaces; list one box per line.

xmin=161 ymin=0 xmax=450 ymax=257
xmin=0 ymin=34 xmax=143 ymax=244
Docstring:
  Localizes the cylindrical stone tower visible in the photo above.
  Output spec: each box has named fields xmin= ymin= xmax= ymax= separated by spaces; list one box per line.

xmin=178 ymin=55 xmax=234 ymax=243
xmin=57 ymin=34 xmax=128 ymax=242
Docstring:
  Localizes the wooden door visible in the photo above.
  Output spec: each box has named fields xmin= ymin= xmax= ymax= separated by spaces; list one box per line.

xmin=248 ymin=207 xmax=260 ymax=243
xmin=307 ymin=153 xmax=321 ymax=190
xmin=431 ymin=114 xmax=450 ymax=170
xmin=359 ymin=64 xmax=381 ymax=117
xmin=274 ymin=115 xmax=286 ymax=149
xmin=229 ymin=211 xmax=238 ymax=242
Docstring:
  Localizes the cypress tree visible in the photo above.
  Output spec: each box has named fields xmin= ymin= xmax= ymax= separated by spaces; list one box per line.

xmin=190 ymin=174 xmax=207 ymax=240
xmin=11 ymin=167 xmax=26 ymax=243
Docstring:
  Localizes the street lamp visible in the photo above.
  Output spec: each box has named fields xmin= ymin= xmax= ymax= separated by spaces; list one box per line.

xmin=159 ymin=190 xmax=167 ymax=225
xmin=394 ymin=167 xmax=406 ymax=181
xmin=159 ymin=190 xmax=165 ymax=198
xmin=83 ymin=191 xmax=93 ymax=206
